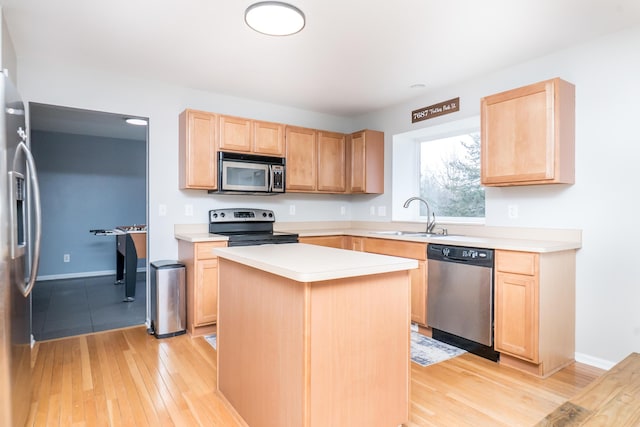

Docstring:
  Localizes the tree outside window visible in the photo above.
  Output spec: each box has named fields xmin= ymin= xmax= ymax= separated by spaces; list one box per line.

xmin=419 ymin=132 xmax=485 ymax=219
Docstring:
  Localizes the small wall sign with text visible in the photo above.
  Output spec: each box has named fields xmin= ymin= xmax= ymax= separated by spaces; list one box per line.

xmin=411 ymin=97 xmax=460 ymax=123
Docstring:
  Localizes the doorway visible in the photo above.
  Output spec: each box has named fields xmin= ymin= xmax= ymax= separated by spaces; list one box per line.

xmin=28 ymin=103 xmax=149 ymax=341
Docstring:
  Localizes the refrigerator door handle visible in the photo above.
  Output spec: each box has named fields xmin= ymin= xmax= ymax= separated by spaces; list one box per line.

xmin=12 ymin=141 xmax=42 ymax=297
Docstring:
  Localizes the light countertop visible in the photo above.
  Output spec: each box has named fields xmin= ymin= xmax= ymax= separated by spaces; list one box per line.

xmin=295 ymin=229 xmax=581 ymax=253
xmin=174 ymin=231 xmax=228 ymax=243
xmin=175 ymin=225 xmax=581 ymax=253
xmin=214 ymin=243 xmax=418 ymax=282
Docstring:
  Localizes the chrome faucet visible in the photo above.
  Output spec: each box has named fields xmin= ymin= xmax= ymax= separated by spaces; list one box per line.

xmin=403 ymin=196 xmax=436 ymax=233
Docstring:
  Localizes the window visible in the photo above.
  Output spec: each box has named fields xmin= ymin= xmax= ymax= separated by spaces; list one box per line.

xmin=419 ymin=131 xmax=485 ymax=219
xmin=392 ymin=116 xmax=484 ymax=223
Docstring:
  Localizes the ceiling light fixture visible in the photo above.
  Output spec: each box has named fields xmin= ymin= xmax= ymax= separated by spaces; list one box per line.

xmin=245 ymin=2 xmax=305 ymax=36
xmin=125 ymin=118 xmax=148 ymax=126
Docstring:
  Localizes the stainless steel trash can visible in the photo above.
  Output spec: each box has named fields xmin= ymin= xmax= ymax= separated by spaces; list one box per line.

xmin=150 ymin=260 xmax=186 ymax=338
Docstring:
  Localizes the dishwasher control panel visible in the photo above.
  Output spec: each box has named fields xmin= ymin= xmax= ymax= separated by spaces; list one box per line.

xmin=427 ymin=244 xmax=494 ymax=267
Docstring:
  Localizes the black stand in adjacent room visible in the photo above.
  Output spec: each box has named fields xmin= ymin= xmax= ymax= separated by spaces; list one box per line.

xmin=116 ymin=233 xmax=138 ymax=302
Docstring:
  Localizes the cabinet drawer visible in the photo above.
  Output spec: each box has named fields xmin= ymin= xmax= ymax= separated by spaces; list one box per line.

xmin=299 ymin=236 xmax=345 ymax=249
xmin=496 ymin=250 xmax=538 ymax=275
xmin=363 ymin=238 xmax=426 ymax=260
xmin=195 ymin=241 xmax=227 ymax=260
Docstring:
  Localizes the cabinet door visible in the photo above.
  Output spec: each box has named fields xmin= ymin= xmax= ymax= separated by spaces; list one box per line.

xmin=348 ymin=237 xmax=365 ymax=251
xmin=195 ymin=258 xmax=218 ymax=326
xmin=349 ymin=131 xmax=366 ymax=192
xmin=253 ymin=120 xmax=285 ymax=156
xmin=494 ymin=271 xmax=539 ymax=362
xmin=285 ymin=126 xmax=317 ymax=191
xmin=317 ymin=131 xmax=346 ymax=192
xmin=179 ymin=110 xmax=217 ymax=189
xmin=219 ymin=115 xmax=252 ymax=152
xmin=481 ymin=78 xmax=575 ymax=186
xmin=410 ymin=260 xmax=427 ymax=325
xmin=349 ymin=130 xmax=384 ymax=194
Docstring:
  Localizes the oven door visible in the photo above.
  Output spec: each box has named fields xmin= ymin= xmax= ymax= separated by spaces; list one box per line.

xmin=221 ymin=160 xmax=270 ymax=192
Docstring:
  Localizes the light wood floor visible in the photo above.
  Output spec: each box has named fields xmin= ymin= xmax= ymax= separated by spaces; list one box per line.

xmin=26 ymin=326 xmax=603 ymax=427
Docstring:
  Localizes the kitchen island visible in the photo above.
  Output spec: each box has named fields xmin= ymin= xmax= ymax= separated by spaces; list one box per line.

xmin=214 ymin=243 xmax=418 ymax=427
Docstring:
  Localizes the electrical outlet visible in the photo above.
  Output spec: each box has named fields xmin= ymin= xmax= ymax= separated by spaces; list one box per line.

xmin=185 ymin=204 xmax=193 ymax=216
xmin=370 ymin=206 xmax=376 ymax=216
xmin=377 ymin=206 xmax=386 ymax=217
xmin=340 ymin=206 xmax=346 ymax=216
xmin=159 ymin=204 xmax=167 ymax=216
xmin=508 ymin=204 xmax=519 ymax=219
xmin=63 ymin=254 xmax=70 ymax=263
xmin=289 ymin=205 xmax=296 ymax=215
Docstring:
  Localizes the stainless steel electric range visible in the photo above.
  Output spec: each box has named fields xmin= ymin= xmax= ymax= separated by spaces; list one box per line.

xmin=208 ymin=208 xmax=298 ymax=246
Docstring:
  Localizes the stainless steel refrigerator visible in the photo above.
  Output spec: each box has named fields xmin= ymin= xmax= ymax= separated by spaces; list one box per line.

xmin=0 ymin=72 xmax=41 ymax=426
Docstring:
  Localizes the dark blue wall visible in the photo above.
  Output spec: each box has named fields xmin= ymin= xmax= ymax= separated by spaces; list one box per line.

xmin=31 ymin=130 xmax=146 ymax=278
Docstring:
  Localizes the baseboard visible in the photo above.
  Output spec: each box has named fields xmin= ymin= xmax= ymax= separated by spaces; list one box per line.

xmin=36 ymin=267 xmax=147 ymax=282
xmin=575 ymin=352 xmax=616 ymax=371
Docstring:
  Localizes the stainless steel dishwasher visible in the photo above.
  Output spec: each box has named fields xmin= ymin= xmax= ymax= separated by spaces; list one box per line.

xmin=427 ymin=243 xmax=499 ymax=361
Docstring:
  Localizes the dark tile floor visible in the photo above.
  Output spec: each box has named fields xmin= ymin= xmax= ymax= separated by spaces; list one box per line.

xmin=32 ymin=272 xmax=146 ymax=341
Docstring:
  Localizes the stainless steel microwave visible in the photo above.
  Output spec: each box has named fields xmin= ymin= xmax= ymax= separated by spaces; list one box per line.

xmin=212 ymin=151 xmax=286 ymax=195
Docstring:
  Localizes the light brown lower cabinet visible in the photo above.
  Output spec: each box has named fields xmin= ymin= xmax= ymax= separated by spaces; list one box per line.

xmin=363 ymin=238 xmax=428 ymax=326
xmin=303 ymin=235 xmax=428 ymax=326
xmin=178 ymin=240 xmax=227 ymax=337
xmin=298 ymin=235 xmax=345 ymax=249
xmin=494 ymin=249 xmax=576 ymax=377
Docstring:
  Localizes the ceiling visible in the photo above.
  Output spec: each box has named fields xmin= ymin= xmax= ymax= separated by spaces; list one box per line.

xmin=3 ymin=0 xmax=640 ymax=120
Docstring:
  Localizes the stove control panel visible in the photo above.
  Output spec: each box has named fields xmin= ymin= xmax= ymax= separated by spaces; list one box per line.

xmin=209 ymin=208 xmax=275 ymax=223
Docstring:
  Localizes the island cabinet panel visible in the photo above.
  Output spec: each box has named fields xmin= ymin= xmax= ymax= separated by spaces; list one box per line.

xmin=316 ymin=131 xmax=347 ymax=193
xmin=285 ymin=126 xmax=317 ymax=192
xmin=495 ymin=249 xmax=576 ymax=377
xmin=217 ymin=258 xmax=410 ymax=427
xmin=309 ymin=273 xmax=410 ymax=426
xmin=298 ymin=235 xmax=345 ymax=249
xmin=349 ymin=129 xmax=384 ymax=194
xmin=178 ymin=109 xmax=217 ymax=190
xmin=481 ymin=78 xmax=575 ymax=186
xmin=178 ymin=240 xmax=226 ymax=337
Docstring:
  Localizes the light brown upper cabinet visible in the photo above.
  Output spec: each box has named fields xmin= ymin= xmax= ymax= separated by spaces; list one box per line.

xmin=317 ymin=131 xmax=347 ymax=193
xmin=219 ymin=115 xmax=285 ymax=156
xmin=179 ymin=109 xmax=217 ymax=190
xmin=285 ymin=126 xmax=317 ymax=192
xmin=480 ymin=78 xmax=575 ymax=186
xmin=349 ymin=129 xmax=384 ymax=194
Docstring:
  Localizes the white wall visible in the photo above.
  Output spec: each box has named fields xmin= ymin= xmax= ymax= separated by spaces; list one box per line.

xmin=353 ymin=25 xmax=640 ymax=366
xmin=14 ymin=23 xmax=640 ymax=366
xmin=15 ymin=59 xmax=357 ymax=267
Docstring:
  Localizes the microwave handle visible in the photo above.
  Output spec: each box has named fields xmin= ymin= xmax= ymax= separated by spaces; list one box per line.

xmin=268 ymin=165 xmax=275 ymax=192
xmin=269 ymin=165 xmax=284 ymax=192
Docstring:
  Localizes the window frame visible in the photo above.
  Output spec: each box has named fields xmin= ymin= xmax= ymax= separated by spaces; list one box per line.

xmin=392 ymin=116 xmax=484 ymax=225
